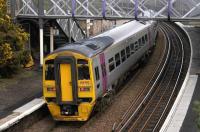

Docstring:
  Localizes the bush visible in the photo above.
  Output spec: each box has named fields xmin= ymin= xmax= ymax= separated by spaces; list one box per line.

xmin=19 ymin=50 xmax=31 ymax=67
xmin=0 ymin=0 xmax=30 ymax=78
xmin=194 ymin=101 xmax=200 ymax=129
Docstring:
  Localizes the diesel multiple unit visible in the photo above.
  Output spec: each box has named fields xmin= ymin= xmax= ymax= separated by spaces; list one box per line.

xmin=43 ymin=20 xmax=158 ymax=121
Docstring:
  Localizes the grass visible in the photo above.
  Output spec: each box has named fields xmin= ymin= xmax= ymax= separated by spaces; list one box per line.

xmin=0 ymin=68 xmax=39 ymax=89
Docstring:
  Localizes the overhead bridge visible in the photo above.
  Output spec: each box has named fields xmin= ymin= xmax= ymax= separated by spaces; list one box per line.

xmin=10 ymin=0 xmax=200 ymax=21
xmin=8 ymin=0 xmax=200 ymax=65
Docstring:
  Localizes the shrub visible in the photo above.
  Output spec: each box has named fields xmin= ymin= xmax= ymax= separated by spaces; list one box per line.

xmin=0 ymin=0 xmax=30 ymax=78
xmin=193 ymin=101 xmax=200 ymax=129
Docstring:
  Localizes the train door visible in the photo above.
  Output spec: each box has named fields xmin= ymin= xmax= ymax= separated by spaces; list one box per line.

xmin=93 ymin=58 xmax=102 ymax=97
xmin=60 ymin=64 xmax=73 ymax=102
xmin=54 ymin=56 xmax=78 ymax=105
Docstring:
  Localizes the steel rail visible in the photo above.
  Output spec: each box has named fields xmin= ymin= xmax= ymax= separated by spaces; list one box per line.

xmin=115 ymin=29 xmax=168 ymax=129
xmin=116 ymin=24 xmax=172 ymax=132
xmin=116 ymin=22 xmax=188 ymax=132
xmin=137 ymin=23 xmax=184 ymax=131
xmin=152 ymin=23 xmax=185 ymax=131
xmin=128 ymin=25 xmax=181 ymax=131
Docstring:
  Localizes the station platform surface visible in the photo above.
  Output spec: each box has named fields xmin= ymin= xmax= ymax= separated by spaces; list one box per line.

xmin=180 ymin=76 xmax=199 ymax=132
xmin=162 ymin=26 xmax=200 ymax=132
xmin=0 ymin=67 xmax=42 ymax=120
xmin=180 ymin=27 xmax=200 ymax=132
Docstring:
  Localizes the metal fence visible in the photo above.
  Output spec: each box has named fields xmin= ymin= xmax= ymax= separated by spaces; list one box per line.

xmin=11 ymin=0 xmax=200 ymax=21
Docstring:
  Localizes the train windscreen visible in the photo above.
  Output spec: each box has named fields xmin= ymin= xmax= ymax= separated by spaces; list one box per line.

xmin=45 ymin=60 xmax=55 ymax=80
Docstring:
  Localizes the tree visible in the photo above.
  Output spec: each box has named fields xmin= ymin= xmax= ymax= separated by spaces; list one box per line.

xmin=0 ymin=0 xmax=30 ymax=78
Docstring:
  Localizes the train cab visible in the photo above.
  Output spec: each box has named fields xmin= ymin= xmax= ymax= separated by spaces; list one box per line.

xmin=43 ymin=51 xmax=95 ymax=121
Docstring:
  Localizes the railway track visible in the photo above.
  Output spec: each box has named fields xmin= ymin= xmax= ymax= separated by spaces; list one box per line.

xmin=114 ymin=22 xmax=191 ymax=132
xmin=3 ymin=22 xmax=191 ymax=132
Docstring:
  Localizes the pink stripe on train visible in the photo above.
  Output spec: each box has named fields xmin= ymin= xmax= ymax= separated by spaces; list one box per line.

xmin=99 ymin=53 xmax=107 ymax=93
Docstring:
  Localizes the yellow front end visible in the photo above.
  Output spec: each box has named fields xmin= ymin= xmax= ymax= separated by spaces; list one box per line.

xmin=43 ymin=51 xmax=96 ymax=121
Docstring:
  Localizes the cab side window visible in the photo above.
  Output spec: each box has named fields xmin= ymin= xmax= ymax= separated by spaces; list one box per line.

xmin=45 ymin=60 xmax=55 ymax=80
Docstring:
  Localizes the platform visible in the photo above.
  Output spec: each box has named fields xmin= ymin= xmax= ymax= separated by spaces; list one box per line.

xmin=0 ymin=98 xmax=45 ymax=131
xmin=161 ymin=25 xmax=200 ymax=132
xmin=180 ymin=26 xmax=200 ymax=132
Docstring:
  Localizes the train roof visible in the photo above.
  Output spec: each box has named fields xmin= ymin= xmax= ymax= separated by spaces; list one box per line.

xmin=52 ymin=36 xmax=114 ymax=57
xmin=51 ymin=20 xmax=152 ymax=57
xmin=94 ymin=20 xmax=151 ymax=44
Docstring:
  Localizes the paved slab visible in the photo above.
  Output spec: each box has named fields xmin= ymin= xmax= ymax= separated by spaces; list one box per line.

xmin=0 ymin=98 xmax=45 ymax=131
xmin=180 ymin=76 xmax=200 ymax=132
xmin=0 ymin=69 xmax=42 ymax=119
xmin=163 ymin=75 xmax=198 ymax=132
xmin=161 ymin=25 xmax=200 ymax=132
xmin=179 ymin=26 xmax=200 ymax=132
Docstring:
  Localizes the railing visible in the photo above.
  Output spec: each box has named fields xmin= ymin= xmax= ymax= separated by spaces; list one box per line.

xmin=11 ymin=0 xmax=86 ymax=41
xmin=12 ymin=0 xmax=200 ymax=20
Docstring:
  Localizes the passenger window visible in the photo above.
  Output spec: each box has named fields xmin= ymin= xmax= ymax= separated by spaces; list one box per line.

xmin=78 ymin=64 xmax=90 ymax=80
xmin=135 ymin=42 xmax=139 ymax=51
xmin=139 ymin=38 xmax=142 ymax=47
xmin=145 ymin=34 xmax=148 ymax=41
xmin=109 ymin=57 xmax=114 ymax=63
xmin=95 ymin=67 xmax=100 ymax=81
xmin=115 ymin=53 xmax=121 ymax=67
xmin=126 ymin=46 xmax=130 ymax=58
xmin=142 ymin=36 xmax=145 ymax=45
xmin=45 ymin=60 xmax=55 ymax=80
xmin=109 ymin=57 xmax=115 ymax=72
xmin=121 ymin=49 xmax=126 ymax=62
xmin=130 ymin=43 xmax=134 ymax=54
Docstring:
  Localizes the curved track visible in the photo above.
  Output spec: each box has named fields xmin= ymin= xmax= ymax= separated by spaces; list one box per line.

xmin=4 ymin=22 xmax=191 ymax=132
xmin=114 ymin=22 xmax=191 ymax=132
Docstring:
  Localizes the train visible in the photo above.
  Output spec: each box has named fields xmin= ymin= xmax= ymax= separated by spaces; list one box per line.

xmin=43 ymin=20 xmax=158 ymax=121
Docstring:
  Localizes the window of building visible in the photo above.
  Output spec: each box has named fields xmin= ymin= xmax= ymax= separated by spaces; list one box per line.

xmin=95 ymin=66 xmax=100 ymax=81
xmin=109 ymin=57 xmax=115 ymax=72
xmin=115 ymin=53 xmax=121 ymax=67
xmin=121 ymin=49 xmax=126 ymax=62
xmin=45 ymin=60 xmax=55 ymax=80
xmin=126 ymin=46 xmax=130 ymax=58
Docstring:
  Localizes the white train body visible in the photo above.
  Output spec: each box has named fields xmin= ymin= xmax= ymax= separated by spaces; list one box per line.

xmin=43 ymin=20 xmax=158 ymax=121
xmin=91 ymin=21 xmax=158 ymax=98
